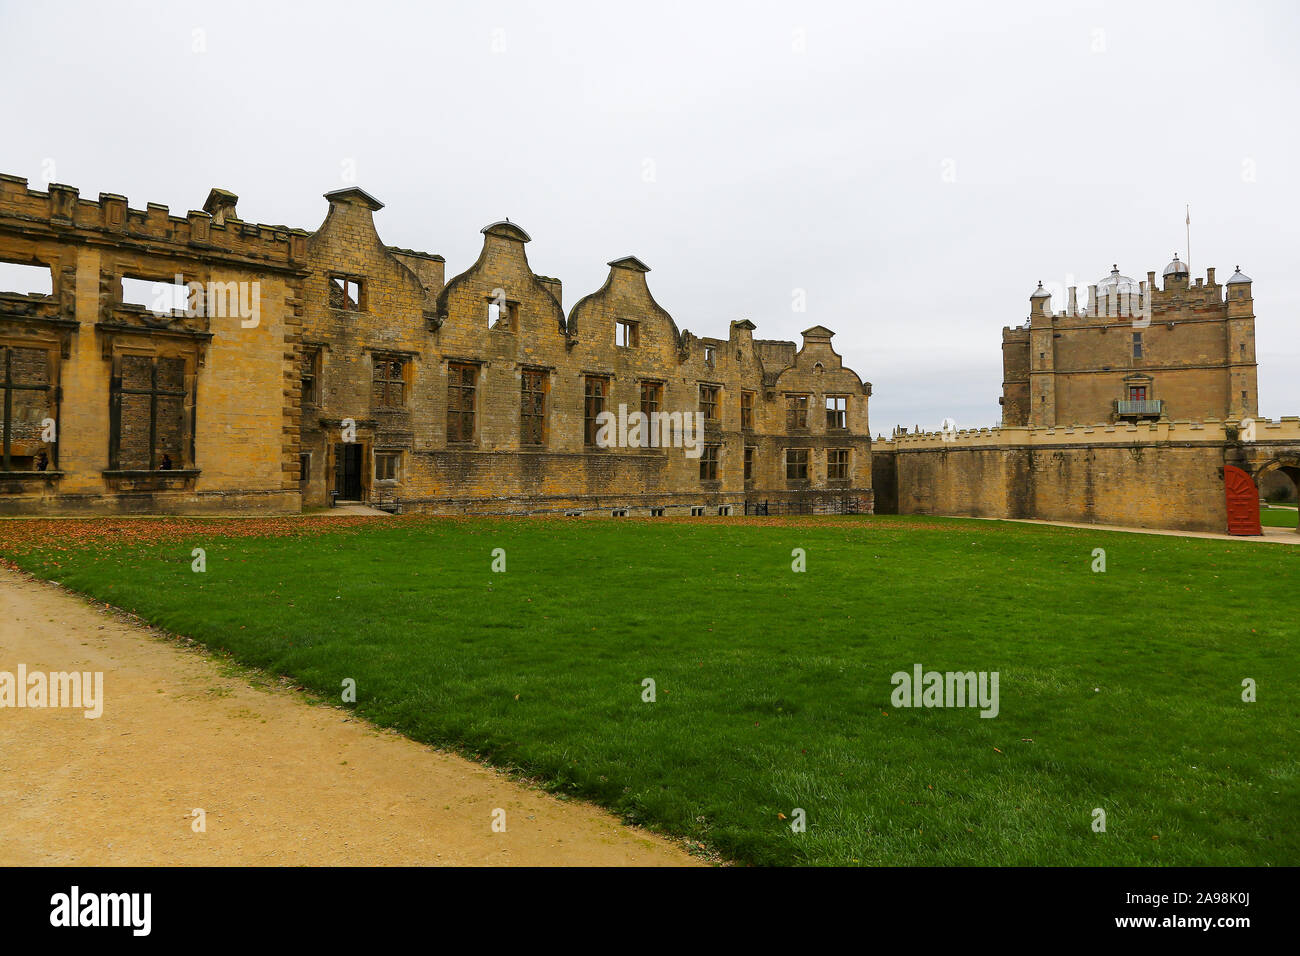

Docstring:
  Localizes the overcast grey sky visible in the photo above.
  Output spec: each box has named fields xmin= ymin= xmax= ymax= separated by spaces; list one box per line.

xmin=2 ymin=0 xmax=1296 ymax=433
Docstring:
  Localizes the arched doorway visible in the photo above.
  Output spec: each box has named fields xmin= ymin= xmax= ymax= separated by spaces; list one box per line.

xmin=1255 ymin=458 xmax=1300 ymax=532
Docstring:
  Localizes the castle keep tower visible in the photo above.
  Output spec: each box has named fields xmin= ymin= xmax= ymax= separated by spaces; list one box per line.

xmin=1000 ymin=259 xmax=1257 ymax=426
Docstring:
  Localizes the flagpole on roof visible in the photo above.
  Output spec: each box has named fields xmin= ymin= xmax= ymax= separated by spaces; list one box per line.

xmin=1185 ymin=203 xmax=1191 ymax=275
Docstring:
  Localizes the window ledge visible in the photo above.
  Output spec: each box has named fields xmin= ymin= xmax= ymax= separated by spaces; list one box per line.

xmin=102 ymin=469 xmax=200 ymax=491
xmin=0 ymin=470 xmax=64 ymax=481
xmin=103 ymin=469 xmax=200 ymax=477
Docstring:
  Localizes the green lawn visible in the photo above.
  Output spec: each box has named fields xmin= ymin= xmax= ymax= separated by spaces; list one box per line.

xmin=3 ymin=514 xmax=1296 ymax=866
xmin=1261 ymin=504 xmax=1299 ymax=529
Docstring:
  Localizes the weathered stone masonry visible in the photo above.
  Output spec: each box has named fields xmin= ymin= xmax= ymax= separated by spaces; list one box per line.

xmin=0 ymin=174 xmax=307 ymax=514
xmin=0 ymin=176 xmax=873 ymax=516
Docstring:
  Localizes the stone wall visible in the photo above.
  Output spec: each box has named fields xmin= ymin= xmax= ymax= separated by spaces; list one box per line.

xmin=875 ymin=418 xmax=1300 ymax=533
xmin=0 ymin=175 xmax=307 ymax=514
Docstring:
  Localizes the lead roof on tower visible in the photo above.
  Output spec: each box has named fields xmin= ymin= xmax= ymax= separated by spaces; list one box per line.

xmin=1030 ymin=280 xmax=1050 ymax=298
xmin=1163 ymin=254 xmax=1189 ymax=277
xmin=1097 ymin=265 xmax=1139 ymax=295
xmin=1226 ymin=266 xmax=1252 ymax=284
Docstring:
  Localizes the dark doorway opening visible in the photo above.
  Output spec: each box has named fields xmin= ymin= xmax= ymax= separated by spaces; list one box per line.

xmin=334 ymin=443 xmax=363 ymax=501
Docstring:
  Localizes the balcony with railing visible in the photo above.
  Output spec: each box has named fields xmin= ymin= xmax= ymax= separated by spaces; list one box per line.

xmin=1115 ymin=399 xmax=1163 ymax=419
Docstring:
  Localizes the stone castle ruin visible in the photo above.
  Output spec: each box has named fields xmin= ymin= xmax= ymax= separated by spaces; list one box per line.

xmin=0 ymin=172 xmax=1295 ymax=532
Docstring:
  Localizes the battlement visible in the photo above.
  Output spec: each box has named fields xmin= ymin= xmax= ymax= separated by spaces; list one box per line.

xmin=0 ymin=173 xmax=309 ymax=271
xmin=880 ymin=417 xmax=1300 ymax=450
xmin=1016 ymin=262 xmax=1251 ymax=328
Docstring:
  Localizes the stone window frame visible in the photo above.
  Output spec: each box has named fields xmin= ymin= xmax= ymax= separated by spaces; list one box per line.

xmin=699 ymin=442 xmax=721 ymax=482
xmin=0 ymin=339 xmax=60 ymax=474
xmin=786 ymin=393 xmax=811 ymax=431
xmin=698 ymin=383 xmax=721 ymax=423
xmin=104 ymin=340 xmax=199 ymax=475
xmin=616 ymin=319 xmax=639 ymax=348
xmin=301 ymin=345 xmax=322 ymax=407
xmin=825 ymin=394 xmax=848 ymax=430
xmin=328 ymin=274 xmax=365 ymax=313
xmin=487 ymin=292 xmax=520 ymax=332
xmin=740 ymin=390 xmax=755 ymax=432
xmin=373 ymin=448 xmax=402 ymax=483
xmin=1131 ymin=331 xmax=1143 ymax=360
xmin=743 ymin=444 xmax=756 ymax=483
xmin=519 ymin=365 xmax=548 ymax=447
xmin=371 ymin=352 xmax=410 ymax=411
xmin=639 ymin=379 xmax=663 ymax=418
xmin=446 ymin=361 xmax=479 ymax=444
xmin=827 ymin=447 xmax=851 ymax=482
xmin=299 ymin=451 xmax=311 ymax=484
xmin=785 ymin=447 xmax=810 ymax=482
xmin=583 ymin=374 xmax=610 ymax=448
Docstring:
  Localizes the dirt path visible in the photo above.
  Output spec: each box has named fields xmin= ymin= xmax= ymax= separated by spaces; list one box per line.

xmin=0 ymin=568 xmax=700 ymax=866
xmin=978 ymin=516 xmax=1300 ymax=544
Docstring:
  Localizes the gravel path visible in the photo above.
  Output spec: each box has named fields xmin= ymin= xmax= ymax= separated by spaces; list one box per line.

xmin=0 ymin=568 xmax=699 ymax=866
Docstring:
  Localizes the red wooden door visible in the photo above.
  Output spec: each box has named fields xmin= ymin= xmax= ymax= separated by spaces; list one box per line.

xmin=1224 ymin=465 xmax=1262 ymax=535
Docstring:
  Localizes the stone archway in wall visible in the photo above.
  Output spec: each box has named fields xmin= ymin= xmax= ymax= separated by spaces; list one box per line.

xmin=1254 ymin=457 xmax=1300 ymax=532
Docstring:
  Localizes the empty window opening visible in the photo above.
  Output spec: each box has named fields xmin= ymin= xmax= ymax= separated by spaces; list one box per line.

xmin=0 ymin=261 xmax=53 ymax=297
xmin=1132 ymin=332 xmax=1143 ymax=359
xmin=650 ymin=507 xmax=665 ymax=517
xmin=0 ymin=345 xmax=55 ymax=471
xmin=489 ymin=299 xmax=518 ymax=331
xmin=329 ymin=276 xmax=363 ymax=311
xmin=740 ymin=391 xmax=755 ymax=431
xmin=690 ymin=506 xmax=706 ymax=516
xmin=699 ymin=384 xmax=720 ymax=422
xmin=704 ymin=345 xmax=716 ymax=364
xmin=611 ymin=508 xmax=628 ymax=517
xmin=826 ymin=396 xmax=847 ymax=429
xmin=122 ymin=276 xmax=190 ymax=316
xmin=617 ymin=320 xmax=639 ymax=348
xmin=717 ymin=505 xmax=732 ymax=516
xmin=744 ymin=446 xmax=756 ymax=482
xmin=111 ymin=353 xmax=189 ymax=471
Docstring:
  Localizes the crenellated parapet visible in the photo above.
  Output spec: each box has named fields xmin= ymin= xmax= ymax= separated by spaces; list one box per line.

xmin=881 ymin=417 xmax=1300 ymax=450
xmin=0 ymin=174 xmax=310 ymax=272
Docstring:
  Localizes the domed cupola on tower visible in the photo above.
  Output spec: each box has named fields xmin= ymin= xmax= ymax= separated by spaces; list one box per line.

xmin=1097 ymin=264 xmax=1139 ymax=297
xmin=1162 ymin=253 xmax=1190 ymax=290
xmin=1093 ymin=265 xmax=1140 ymax=316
